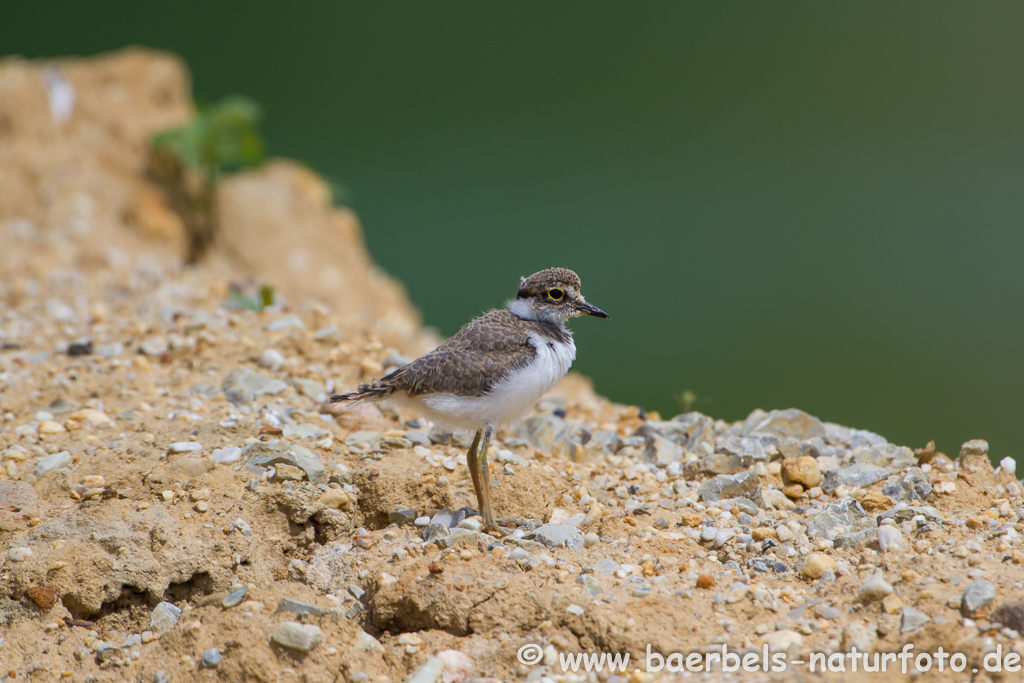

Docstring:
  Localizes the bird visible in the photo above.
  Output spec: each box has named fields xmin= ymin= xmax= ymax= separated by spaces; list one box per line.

xmin=329 ymin=267 xmax=608 ymax=533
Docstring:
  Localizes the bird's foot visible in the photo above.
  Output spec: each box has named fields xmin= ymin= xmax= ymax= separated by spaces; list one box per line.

xmin=482 ymin=521 xmax=511 ymax=537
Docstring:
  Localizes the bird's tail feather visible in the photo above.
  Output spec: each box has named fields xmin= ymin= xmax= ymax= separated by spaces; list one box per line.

xmin=328 ymin=380 xmax=394 ymax=405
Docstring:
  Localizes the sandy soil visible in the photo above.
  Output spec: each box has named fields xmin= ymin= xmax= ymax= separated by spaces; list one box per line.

xmin=1 ymin=49 xmax=1023 ymax=683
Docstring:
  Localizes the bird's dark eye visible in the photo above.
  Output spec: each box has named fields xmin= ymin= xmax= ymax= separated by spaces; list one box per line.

xmin=548 ymin=288 xmax=564 ymax=301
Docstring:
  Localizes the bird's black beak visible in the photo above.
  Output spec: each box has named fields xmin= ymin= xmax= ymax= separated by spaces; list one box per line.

xmin=576 ymin=301 xmax=610 ymax=319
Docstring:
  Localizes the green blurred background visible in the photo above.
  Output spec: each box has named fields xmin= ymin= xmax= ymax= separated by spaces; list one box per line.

xmin=4 ymin=3 xmax=1023 ymax=459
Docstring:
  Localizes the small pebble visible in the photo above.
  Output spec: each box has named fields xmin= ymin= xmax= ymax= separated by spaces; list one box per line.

xmin=201 ymin=648 xmax=221 ymax=668
xmin=223 ymin=585 xmax=248 ymax=608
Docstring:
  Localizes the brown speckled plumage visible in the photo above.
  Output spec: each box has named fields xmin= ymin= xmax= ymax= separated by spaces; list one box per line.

xmin=336 ymin=311 xmax=570 ymax=400
xmin=517 ymin=267 xmax=581 ymax=298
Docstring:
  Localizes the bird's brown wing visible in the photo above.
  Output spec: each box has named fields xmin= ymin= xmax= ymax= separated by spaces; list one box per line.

xmin=383 ymin=311 xmax=540 ymax=397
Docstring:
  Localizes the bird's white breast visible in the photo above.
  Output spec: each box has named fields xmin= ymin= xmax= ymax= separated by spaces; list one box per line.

xmin=408 ymin=333 xmax=576 ymax=430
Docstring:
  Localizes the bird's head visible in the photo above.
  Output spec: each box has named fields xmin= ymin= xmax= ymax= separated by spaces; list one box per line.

xmin=509 ymin=267 xmax=609 ymax=324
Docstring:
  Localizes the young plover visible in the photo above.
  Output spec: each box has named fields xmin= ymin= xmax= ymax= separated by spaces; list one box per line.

xmin=330 ymin=267 xmax=608 ymax=532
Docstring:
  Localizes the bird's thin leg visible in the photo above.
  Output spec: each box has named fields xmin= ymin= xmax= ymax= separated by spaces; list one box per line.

xmin=465 ymin=429 xmax=484 ymax=519
xmin=477 ymin=424 xmax=504 ymax=534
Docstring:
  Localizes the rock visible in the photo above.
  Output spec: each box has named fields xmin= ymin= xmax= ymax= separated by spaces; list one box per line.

xmin=276 ymin=597 xmax=330 ymax=617
xmin=854 ymin=443 xmax=916 ymax=471
xmin=213 ymin=447 xmax=242 ymax=464
xmin=858 ymin=490 xmax=893 ymax=512
xmin=821 ymin=463 xmax=889 ymax=493
xmin=684 ymin=452 xmax=745 ymax=476
xmin=713 ymin=528 xmax=735 ymax=547
xmin=244 ymin=441 xmax=325 ymax=484
xmin=515 ymin=414 xmax=569 ymax=450
xmin=319 ymin=489 xmax=351 ymax=510
xmin=524 ymin=528 xmax=581 ymax=552
xmin=833 ymin=527 xmax=879 ymax=551
xmin=25 ymin=585 xmax=58 ymax=610
xmin=406 ymin=657 xmax=445 ymax=683
xmin=857 ymin=573 xmax=893 ymax=602
xmin=841 ymin=622 xmax=877 ymax=653
xmin=313 ymin=325 xmax=341 ymax=342
xmin=643 ymin=433 xmax=683 ymax=467
xmin=959 ymin=439 xmax=989 ymax=457
xmin=96 ymin=342 xmax=124 ymax=358
xmin=34 ymin=450 xmax=71 ymax=478
xmin=577 ymin=574 xmax=602 ymax=595
xmin=150 ymin=601 xmax=182 ymax=631
xmin=37 ymin=420 xmax=65 ymax=435
xmin=882 ymin=593 xmax=903 ymax=614
xmin=222 ymin=585 xmax=248 ymax=608
xmin=782 ymin=456 xmax=822 ymax=488
xmin=222 ymin=366 xmax=288 ymax=404
xmin=345 ymin=431 xmax=381 ymax=447
xmin=435 ymin=529 xmax=479 ymax=549
xmin=566 ymin=604 xmax=585 ymax=615
xmin=881 ymin=467 xmax=932 ymax=503
xmin=761 ymin=629 xmax=803 ymax=652
xmin=436 ymin=650 xmax=473 ymax=683
xmin=69 ymin=409 xmax=111 ymax=425
xmin=272 ymin=621 xmax=322 ymax=652
xmin=782 ymin=483 xmax=804 ymax=499
xmin=800 ymin=553 xmax=835 ymax=579
xmin=289 ymin=377 xmax=324 ymax=399
xmin=877 ymin=504 xmax=943 ymax=524
xmin=756 ymin=487 xmax=796 ymax=510
xmin=259 ymin=348 xmax=285 ymax=371
xmin=8 ymin=546 xmax=32 ymax=562
xmin=715 ymin=435 xmax=768 ymax=462
xmin=991 ymin=601 xmax=1024 ymax=631
xmin=282 ymin=423 xmax=330 ymax=440
xmin=201 ymin=648 xmax=221 ymax=668
xmin=168 ymin=441 xmax=202 ymax=453
xmin=877 ymin=525 xmax=904 ymax=553
xmin=140 ymin=336 xmax=169 ymax=356
xmin=267 ymin=314 xmax=305 ymax=331
xmin=807 ymin=497 xmax=875 ymax=540
xmin=815 ymin=604 xmax=841 ymax=620
xmin=698 ymin=470 xmax=759 ymax=502
xmin=746 ymin=408 xmax=825 ymax=440
xmin=901 ymin=607 xmax=930 ymax=633
xmin=724 ymin=581 xmax=748 ymax=603
xmin=595 ymin=558 xmax=618 ymax=576
xmin=961 ymin=579 xmax=996 ymax=616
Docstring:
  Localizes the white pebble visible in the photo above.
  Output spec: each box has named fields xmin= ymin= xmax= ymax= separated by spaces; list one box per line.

xmin=877 ymin=525 xmax=904 ymax=553
xmin=213 ymin=447 xmax=242 ymax=464
xmin=414 ymin=516 xmax=430 ymax=527
xmin=8 ymin=547 xmax=33 ymax=562
xmin=259 ymin=349 xmax=285 ymax=371
xmin=1000 ymin=457 xmax=1016 ymax=475
xmin=168 ymin=441 xmax=202 ymax=453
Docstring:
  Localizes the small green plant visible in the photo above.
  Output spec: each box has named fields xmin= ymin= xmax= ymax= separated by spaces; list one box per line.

xmin=149 ymin=96 xmax=266 ymax=263
xmin=674 ymin=389 xmax=709 ymax=414
xmin=152 ymin=96 xmax=265 ymax=183
xmin=229 ymin=283 xmax=277 ymax=312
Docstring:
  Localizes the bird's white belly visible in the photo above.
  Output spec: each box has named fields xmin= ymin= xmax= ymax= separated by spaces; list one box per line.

xmin=396 ymin=334 xmax=576 ymax=430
